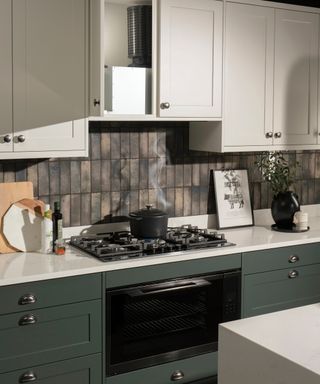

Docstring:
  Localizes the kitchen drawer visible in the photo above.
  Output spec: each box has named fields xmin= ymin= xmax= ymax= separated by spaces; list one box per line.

xmin=105 ymin=352 xmax=217 ymax=384
xmin=106 ymin=253 xmax=241 ymax=288
xmin=242 ymin=263 xmax=320 ymax=318
xmin=242 ymin=243 xmax=320 ymax=274
xmin=0 ymin=300 xmax=101 ymax=373
xmin=0 ymin=273 xmax=101 ymax=315
xmin=0 ymin=353 xmax=101 ymax=383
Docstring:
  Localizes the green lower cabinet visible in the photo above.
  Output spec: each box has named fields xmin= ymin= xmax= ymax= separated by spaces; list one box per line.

xmin=0 ymin=354 xmax=101 ymax=384
xmin=105 ymin=352 xmax=217 ymax=384
xmin=242 ymin=263 xmax=320 ymax=317
xmin=0 ymin=300 xmax=101 ymax=373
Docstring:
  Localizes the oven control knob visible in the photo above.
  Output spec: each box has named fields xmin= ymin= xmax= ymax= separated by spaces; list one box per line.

xmin=171 ymin=370 xmax=184 ymax=381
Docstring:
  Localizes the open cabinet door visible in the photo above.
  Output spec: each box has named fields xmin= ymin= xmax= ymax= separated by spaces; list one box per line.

xmin=90 ymin=0 xmax=104 ymax=117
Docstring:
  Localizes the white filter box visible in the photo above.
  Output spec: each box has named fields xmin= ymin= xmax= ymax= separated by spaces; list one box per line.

xmin=105 ymin=66 xmax=152 ymax=114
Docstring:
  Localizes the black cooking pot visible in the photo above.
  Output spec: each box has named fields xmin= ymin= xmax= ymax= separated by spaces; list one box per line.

xmin=129 ymin=204 xmax=168 ymax=239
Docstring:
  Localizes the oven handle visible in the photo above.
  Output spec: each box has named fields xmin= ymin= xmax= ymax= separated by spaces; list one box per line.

xmin=126 ymin=278 xmax=215 ymax=297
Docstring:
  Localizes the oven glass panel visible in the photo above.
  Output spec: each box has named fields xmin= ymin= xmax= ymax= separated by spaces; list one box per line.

xmin=106 ymin=271 xmax=240 ymax=375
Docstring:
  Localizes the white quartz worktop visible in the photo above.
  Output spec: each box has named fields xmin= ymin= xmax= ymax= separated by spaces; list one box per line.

xmin=0 ymin=214 xmax=320 ymax=286
xmin=218 ymin=303 xmax=320 ymax=384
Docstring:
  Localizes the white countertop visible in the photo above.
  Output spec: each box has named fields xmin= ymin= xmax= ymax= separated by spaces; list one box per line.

xmin=0 ymin=214 xmax=320 ymax=286
xmin=219 ymin=303 xmax=320 ymax=383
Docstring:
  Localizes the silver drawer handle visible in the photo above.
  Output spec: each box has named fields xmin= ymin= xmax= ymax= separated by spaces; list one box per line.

xmin=19 ymin=314 xmax=37 ymax=326
xmin=288 ymin=255 xmax=299 ymax=264
xmin=288 ymin=270 xmax=299 ymax=279
xmin=19 ymin=371 xmax=37 ymax=383
xmin=171 ymin=370 xmax=184 ymax=381
xmin=19 ymin=293 xmax=37 ymax=305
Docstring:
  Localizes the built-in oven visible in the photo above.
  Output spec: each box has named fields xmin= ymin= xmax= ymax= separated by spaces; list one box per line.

xmin=106 ymin=269 xmax=241 ymax=376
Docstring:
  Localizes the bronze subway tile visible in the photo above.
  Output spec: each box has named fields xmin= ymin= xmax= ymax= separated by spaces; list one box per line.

xmin=314 ymin=179 xmax=320 ymax=204
xmin=110 ymin=130 xmax=121 ymax=160
xmin=148 ymin=158 xmax=158 ymax=189
xmin=139 ymin=189 xmax=149 ymax=209
xmin=175 ymin=164 xmax=184 ymax=187
xmin=191 ymin=186 xmax=200 ymax=215
xmin=129 ymin=190 xmax=139 ymax=212
xmin=157 ymin=157 xmax=167 ymax=188
xmin=38 ymin=161 xmax=49 ymax=196
xmin=148 ymin=130 xmax=158 ymax=157
xmin=61 ymin=194 xmax=71 ymax=227
xmin=120 ymin=131 xmax=130 ymax=159
xmin=70 ymin=161 xmax=81 ymax=194
xmin=120 ymin=159 xmax=130 ymax=191
xmin=15 ymin=161 xmax=27 ymax=182
xmin=111 ymin=159 xmax=121 ymax=192
xmin=315 ymin=151 xmax=320 ymax=178
xmin=175 ymin=187 xmax=184 ymax=217
xmin=91 ymin=160 xmax=101 ymax=193
xmin=183 ymin=164 xmax=192 ymax=187
xmin=70 ymin=194 xmax=81 ymax=227
xmin=49 ymin=161 xmax=60 ymax=195
xmin=60 ymin=161 xmax=71 ymax=195
xmin=130 ymin=159 xmax=140 ymax=190
xmin=148 ymin=188 xmax=157 ymax=207
xmin=101 ymin=192 xmax=111 ymax=222
xmin=166 ymin=188 xmax=175 ymax=217
xmin=183 ymin=187 xmax=192 ymax=216
xmin=156 ymin=188 xmax=167 ymax=211
xmin=80 ymin=161 xmax=91 ymax=193
xmin=192 ymin=163 xmax=200 ymax=186
xmin=80 ymin=193 xmax=91 ymax=225
xmin=200 ymin=163 xmax=209 ymax=186
xmin=111 ymin=191 xmax=121 ymax=217
xmin=139 ymin=131 xmax=149 ymax=158
xmin=130 ymin=131 xmax=140 ymax=158
xmin=3 ymin=162 xmax=15 ymax=182
xmin=199 ymin=186 xmax=208 ymax=215
xmin=120 ymin=191 xmax=130 ymax=217
xmin=166 ymin=163 xmax=175 ymax=188
xmin=91 ymin=192 xmax=101 ymax=224
xmin=157 ymin=130 xmax=166 ymax=157
xmin=90 ymin=131 xmax=101 ymax=160
xmin=139 ymin=159 xmax=149 ymax=189
xmin=101 ymin=160 xmax=111 ymax=192
xmin=101 ymin=130 xmax=111 ymax=159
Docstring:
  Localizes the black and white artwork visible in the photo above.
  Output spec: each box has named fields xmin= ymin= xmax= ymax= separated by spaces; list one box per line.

xmin=213 ymin=169 xmax=253 ymax=229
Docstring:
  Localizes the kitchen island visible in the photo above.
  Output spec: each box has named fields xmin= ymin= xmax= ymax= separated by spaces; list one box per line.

xmin=218 ymin=303 xmax=320 ymax=384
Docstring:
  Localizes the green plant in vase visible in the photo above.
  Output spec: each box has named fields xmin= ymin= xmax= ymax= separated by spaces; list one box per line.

xmin=256 ymin=151 xmax=300 ymax=229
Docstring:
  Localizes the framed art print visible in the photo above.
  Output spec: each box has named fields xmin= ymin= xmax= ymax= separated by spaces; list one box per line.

xmin=213 ymin=169 xmax=253 ymax=229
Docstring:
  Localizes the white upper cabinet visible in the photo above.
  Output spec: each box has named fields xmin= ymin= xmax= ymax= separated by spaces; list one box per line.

xmin=158 ymin=0 xmax=223 ymax=118
xmin=0 ymin=0 xmax=13 ymax=153
xmin=224 ymin=2 xmax=274 ymax=148
xmin=0 ymin=0 xmax=88 ymax=159
xmin=273 ymin=9 xmax=319 ymax=146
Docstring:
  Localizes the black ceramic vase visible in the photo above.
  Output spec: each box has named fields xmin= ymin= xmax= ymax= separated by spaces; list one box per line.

xmin=271 ymin=191 xmax=300 ymax=229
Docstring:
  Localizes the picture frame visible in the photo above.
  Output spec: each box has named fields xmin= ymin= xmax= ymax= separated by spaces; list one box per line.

xmin=213 ymin=169 xmax=254 ymax=229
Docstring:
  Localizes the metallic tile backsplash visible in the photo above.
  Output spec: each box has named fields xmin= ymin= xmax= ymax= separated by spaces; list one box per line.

xmin=0 ymin=121 xmax=319 ymax=227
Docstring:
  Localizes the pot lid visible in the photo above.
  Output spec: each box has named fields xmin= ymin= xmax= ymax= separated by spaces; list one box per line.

xmin=129 ymin=204 xmax=168 ymax=218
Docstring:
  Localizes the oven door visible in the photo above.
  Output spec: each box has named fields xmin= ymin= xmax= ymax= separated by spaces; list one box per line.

xmin=106 ymin=270 xmax=241 ymax=376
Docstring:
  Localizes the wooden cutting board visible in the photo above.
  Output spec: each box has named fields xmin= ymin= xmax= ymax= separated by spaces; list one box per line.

xmin=0 ymin=182 xmax=34 ymax=253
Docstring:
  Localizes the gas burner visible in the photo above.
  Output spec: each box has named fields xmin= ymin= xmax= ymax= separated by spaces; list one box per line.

xmin=70 ymin=226 xmax=235 ymax=262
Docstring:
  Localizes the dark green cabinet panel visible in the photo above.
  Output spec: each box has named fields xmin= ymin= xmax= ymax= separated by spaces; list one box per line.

xmin=0 ymin=273 xmax=101 ymax=315
xmin=0 ymin=300 xmax=101 ymax=373
xmin=106 ymin=352 xmax=217 ymax=384
xmin=106 ymin=254 xmax=241 ymax=288
xmin=0 ymin=354 xmax=101 ymax=384
xmin=242 ymin=263 xmax=320 ymax=317
xmin=242 ymin=243 xmax=320 ymax=274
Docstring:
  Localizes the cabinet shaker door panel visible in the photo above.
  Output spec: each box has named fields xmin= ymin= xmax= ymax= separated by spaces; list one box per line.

xmin=0 ymin=0 xmax=13 ymax=152
xmin=274 ymin=10 xmax=319 ymax=145
xmin=13 ymin=0 xmax=88 ymax=132
xmin=159 ymin=0 xmax=222 ymax=118
xmin=224 ymin=3 xmax=274 ymax=147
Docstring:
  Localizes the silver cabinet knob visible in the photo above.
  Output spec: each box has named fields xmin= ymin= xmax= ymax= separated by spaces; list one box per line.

xmin=274 ymin=132 xmax=282 ymax=138
xmin=288 ymin=255 xmax=299 ymax=264
xmin=160 ymin=102 xmax=170 ymax=109
xmin=93 ymin=98 xmax=100 ymax=107
xmin=3 ymin=134 xmax=12 ymax=143
xmin=19 ymin=371 xmax=37 ymax=383
xmin=171 ymin=370 xmax=184 ymax=381
xmin=265 ymin=132 xmax=273 ymax=139
xmin=17 ymin=135 xmax=26 ymax=143
xmin=288 ymin=270 xmax=299 ymax=279
xmin=19 ymin=293 xmax=37 ymax=305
